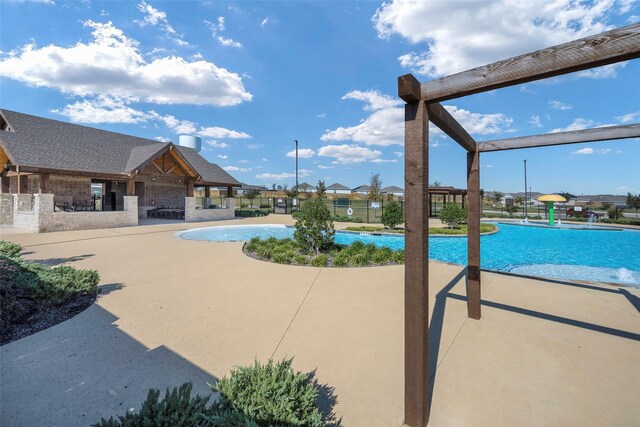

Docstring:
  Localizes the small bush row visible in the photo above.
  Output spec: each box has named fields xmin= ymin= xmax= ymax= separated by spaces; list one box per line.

xmin=245 ymin=237 xmax=404 ymax=267
xmin=94 ymin=358 xmax=326 ymax=427
xmin=235 ymin=209 xmax=269 ymax=218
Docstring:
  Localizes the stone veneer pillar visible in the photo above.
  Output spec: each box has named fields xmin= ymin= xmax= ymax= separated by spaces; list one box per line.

xmin=0 ymin=193 xmax=13 ymax=225
xmin=123 ymin=196 xmax=139 ymax=227
xmin=184 ymin=196 xmax=196 ymax=222
xmin=226 ymin=197 xmax=235 ymax=209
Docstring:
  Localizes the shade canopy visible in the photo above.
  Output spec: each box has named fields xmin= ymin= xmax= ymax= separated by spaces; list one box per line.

xmin=537 ymin=194 xmax=567 ymax=202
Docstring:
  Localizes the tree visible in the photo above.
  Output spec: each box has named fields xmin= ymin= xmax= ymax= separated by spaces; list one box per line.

xmin=627 ymin=192 xmax=640 ymax=218
xmin=514 ymin=196 xmax=524 ymax=206
xmin=557 ymin=191 xmax=574 ymax=202
xmin=432 ymin=180 xmax=441 ymax=187
xmin=368 ymin=173 xmax=382 ymax=201
xmin=293 ymin=198 xmax=335 ymax=254
xmin=382 ymin=200 xmax=403 ymax=229
xmin=438 ymin=203 xmax=467 ymax=228
xmin=271 ymin=183 xmax=276 ymax=191
xmin=316 ymin=180 xmax=326 ymax=198
xmin=505 ymin=204 xmax=519 ymax=217
xmin=608 ymin=205 xmax=623 ymax=220
xmin=493 ymin=191 xmax=504 ymax=206
xmin=245 ymin=189 xmax=260 ymax=208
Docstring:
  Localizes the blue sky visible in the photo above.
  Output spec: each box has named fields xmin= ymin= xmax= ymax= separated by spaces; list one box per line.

xmin=0 ymin=0 xmax=638 ymax=195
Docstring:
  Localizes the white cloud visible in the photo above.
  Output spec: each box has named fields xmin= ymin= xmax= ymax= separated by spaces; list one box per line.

xmin=549 ymin=100 xmax=573 ymax=110
xmin=316 ymin=113 xmax=327 ymax=119
xmin=52 ymin=96 xmax=153 ymax=124
xmin=206 ymin=140 xmax=229 ymax=148
xmin=0 ymin=20 xmax=251 ymax=106
xmin=317 ymin=165 xmax=334 ymax=169
xmin=520 ymin=85 xmax=536 ymax=94
xmin=551 ymin=118 xmax=594 ymax=133
xmin=261 ymin=17 xmax=270 ymax=27
xmin=198 ymin=126 xmax=250 ymax=139
xmin=529 ymin=116 xmax=543 ymax=128
xmin=205 ymin=17 xmax=243 ymax=48
xmin=321 ymin=89 xmax=512 ymax=146
xmin=154 ymin=136 xmax=171 ymax=142
xmin=317 ymin=144 xmax=382 ymax=164
xmin=261 ymin=158 xmax=269 ymax=162
xmin=247 ymin=144 xmax=263 ymax=149
xmin=394 ymin=151 xmax=403 ymax=157
xmin=224 ymin=165 xmax=252 ymax=172
xmin=256 ymin=169 xmax=312 ymax=181
xmin=571 ymin=147 xmax=613 ymax=155
xmin=616 ymin=111 xmax=640 ymax=123
xmin=485 ymin=164 xmax=494 ymax=168
xmin=577 ymin=63 xmax=626 ymax=79
xmin=239 ymin=159 xmax=249 ymax=164
xmin=286 ymin=148 xmax=315 ymax=158
xmin=136 ymin=1 xmax=189 ymax=46
xmin=217 ymin=154 xmax=228 ymax=159
xmin=374 ymin=0 xmax=626 ymax=77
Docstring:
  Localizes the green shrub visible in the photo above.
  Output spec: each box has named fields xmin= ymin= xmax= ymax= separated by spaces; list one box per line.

xmin=294 ymin=198 xmax=335 ymax=254
xmin=373 ymin=247 xmax=394 ymax=264
xmin=93 ymin=382 xmax=215 ymax=427
xmin=0 ymin=240 xmax=21 ymax=258
xmin=310 ymin=254 xmax=328 ymax=267
xmin=438 ymin=204 xmax=467 ymax=228
xmin=332 ymin=215 xmax=363 ymax=223
xmin=293 ymin=254 xmax=308 ymax=265
xmin=392 ymin=250 xmax=405 ymax=264
xmin=381 ymin=200 xmax=403 ymax=229
xmin=332 ymin=252 xmax=348 ymax=267
xmin=207 ymin=358 xmax=324 ymax=427
xmin=5 ymin=256 xmax=99 ymax=306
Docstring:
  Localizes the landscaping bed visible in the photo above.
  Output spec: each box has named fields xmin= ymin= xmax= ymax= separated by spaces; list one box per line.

xmin=0 ymin=241 xmax=100 ymax=345
xmin=244 ymin=237 xmax=404 ymax=267
xmin=344 ymin=223 xmax=498 ymax=235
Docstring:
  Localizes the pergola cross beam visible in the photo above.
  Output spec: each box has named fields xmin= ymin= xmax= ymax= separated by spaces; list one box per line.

xmin=426 ymin=102 xmax=476 ymax=152
xmin=478 ymin=123 xmax=640 ymax=152
xmin=420 ymin=23 xmax=640 ymax=103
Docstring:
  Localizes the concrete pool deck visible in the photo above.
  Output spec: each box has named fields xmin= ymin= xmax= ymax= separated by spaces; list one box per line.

xmin=1 ymin=216 xmax=639 ymax=426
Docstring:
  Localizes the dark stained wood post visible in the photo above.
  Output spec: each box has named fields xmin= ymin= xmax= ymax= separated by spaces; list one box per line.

xmin=126 ymin=178 xmax=136 ymax=196
xmin=186 ymin=180 xmax=194 ymax=197
xmin=39 ymin=174 xmax=50 ymax=193
xmin=18 ymin=174 xmax=28 ymax=194
xmin=0 ymin=177 xmax=9 ymax=193
xmin=204 ymin=186 xmax=210 ymax=198
xmin=467 ymin=149 xmax=481 ymax=319
xmin=400 ymin=73 xmax=430 ymax=427
xmin=226 ymin=186 xmax=233 ymax=197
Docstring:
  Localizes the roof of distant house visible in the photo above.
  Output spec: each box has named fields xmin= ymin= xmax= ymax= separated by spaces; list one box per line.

xmin=297 ymin=182 xmax=316 ymax=190
xmin=0 ymin=109 xmax=239 ymax=186
xmin=327 ymin=182 xmax=351 ymax=191
xmin=240 ymin=183 xmax=267 ymax=191
xmin=382 ymin=185 xmax=404 ymax=193
xmin=352 ymin=184 xmax=371 ymax=192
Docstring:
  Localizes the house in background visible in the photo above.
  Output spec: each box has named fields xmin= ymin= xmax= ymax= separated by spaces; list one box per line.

xmin=235 ymin=183 xmax=268 ymax=196
xmin=296 ymin=182 xmax=316 ymax=193
xmin=382 ymin=185 xmax=405 ymax=197
xmin=326 ymin=183 xmax=351 ymax=195
xmin=0 ymin=110 xmax=240 ymax=232
xmin=351 ymin=184 xmax=371 ymax=195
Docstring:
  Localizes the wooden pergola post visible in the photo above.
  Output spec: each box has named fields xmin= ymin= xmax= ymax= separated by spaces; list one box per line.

xmin=39 ymin=174 xmax=50 ymax=194
xmin=467 ymin=149 xmax=481 ymax=319
xmin=400 ymin=74 xmax=430 ymax=427
xmin=0 ymin=176 xmax=9 ymax=193
xmin=126 ymin=178 xmax=135 ymax=196
xmin=186 ymin=180 xmax=194 ymax=197
xmin=226 ymin=186 xmax=233 ymax=197
xmin=204 ymin=186 xmax=210 ymax=198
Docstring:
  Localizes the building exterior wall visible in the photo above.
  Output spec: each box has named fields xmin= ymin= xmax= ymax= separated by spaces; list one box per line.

xmin=8 ymin=194 xmax=137 ymax=233
xmin=50 ymin=175 xmax=92 ymax=201
xmin=135 ymin=165 xmax=187 ymax=216
xmin=184 ymin=197 xmax=234 ymax=222
xmin=0 ymin=193 xmax=13 ymax=225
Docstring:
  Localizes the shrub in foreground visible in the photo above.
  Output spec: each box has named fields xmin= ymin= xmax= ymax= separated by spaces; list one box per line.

xmin=207 ymin=358 xmax=324 ymax=427
xmin=294 ymin=198 xmax=335 ymax=254
xmin=381 ymin=200 xmax=403 ymax=229
xmin=0 ymin=240 xmax=21 ymax=258
xmin=93 ymin=382 xmax=215 ymax=427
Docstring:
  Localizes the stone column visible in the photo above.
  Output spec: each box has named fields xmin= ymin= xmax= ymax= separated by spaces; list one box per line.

xmin=184 ymin=196 xmax=196 ymax=222
xmin=0 ymin=193 xmax=13 ymax=225
xmin=123 ymin=196 xmax=139 ymax=227
xmin=226 ymin=197 xmax=235 ymax=209
xmin=35 ymin=193 xmax=54 ymax=232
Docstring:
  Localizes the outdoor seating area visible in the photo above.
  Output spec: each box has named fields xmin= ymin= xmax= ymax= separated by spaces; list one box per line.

xmin=147 ymin=207 xmax=186 ymax=220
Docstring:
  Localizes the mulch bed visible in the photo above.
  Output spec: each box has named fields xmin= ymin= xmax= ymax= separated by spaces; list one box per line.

xmin=0 ymin=259 xmax=97 ymax=346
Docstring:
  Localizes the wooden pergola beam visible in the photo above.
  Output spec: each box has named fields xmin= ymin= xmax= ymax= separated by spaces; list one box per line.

xmin=426 ymin=102 xmax=476 ymax=152
xmin=477 ymin=123 xmax=640 ymax=152
xmin=404 ymin=100 xmax=430 ymax=427
xmin=420 ymin=23 xmax=640 ymax=103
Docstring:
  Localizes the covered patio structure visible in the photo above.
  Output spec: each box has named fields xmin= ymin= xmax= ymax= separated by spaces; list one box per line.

xmin=399 ymin=23 xmax=640 ymax=426
xmin=0 ymin=110 xmax=240 ymax=232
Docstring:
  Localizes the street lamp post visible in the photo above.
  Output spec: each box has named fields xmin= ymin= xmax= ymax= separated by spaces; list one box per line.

xmin=294 ymin=139 xmax=299 ymax=211
xmin=523 ymin=159 xmax=528 ymax=220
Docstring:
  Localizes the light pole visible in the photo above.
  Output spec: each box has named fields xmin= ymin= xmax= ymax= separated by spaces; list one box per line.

xmin=294 ymin=139 xmax=299 ymax=211
xmin=523 ymin=159 xmax=528 ymax=220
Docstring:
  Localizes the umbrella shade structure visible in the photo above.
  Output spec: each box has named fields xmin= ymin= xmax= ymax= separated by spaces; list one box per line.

xmin=537 ymin=194 xmax=567 ymax=226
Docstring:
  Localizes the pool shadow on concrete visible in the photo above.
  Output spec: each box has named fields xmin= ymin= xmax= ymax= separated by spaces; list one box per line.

xmin=426 ymin=267 xmax=640 ymax=415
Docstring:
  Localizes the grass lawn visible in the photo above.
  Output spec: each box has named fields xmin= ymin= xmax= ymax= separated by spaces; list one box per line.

xmin=344 ymin=223 xmax=498 ymax=235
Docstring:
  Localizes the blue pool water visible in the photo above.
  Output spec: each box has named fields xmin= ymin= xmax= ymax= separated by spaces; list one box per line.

xmin=177 ymin=223 xmax=640 ymax=286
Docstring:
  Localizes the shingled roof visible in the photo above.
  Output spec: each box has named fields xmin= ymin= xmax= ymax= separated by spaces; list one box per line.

xmin=0 ymin=109 xmax=238 ymax=186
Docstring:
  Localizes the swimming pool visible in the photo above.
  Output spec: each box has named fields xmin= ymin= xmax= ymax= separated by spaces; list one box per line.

xmin=177 ymin=223 xmax=640 ymax=286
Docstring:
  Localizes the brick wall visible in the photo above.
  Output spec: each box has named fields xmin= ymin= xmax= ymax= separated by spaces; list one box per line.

xmin=136 ymin=165 xmax=187 ymax=209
